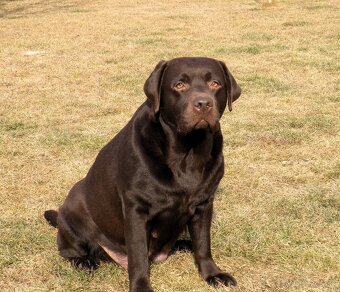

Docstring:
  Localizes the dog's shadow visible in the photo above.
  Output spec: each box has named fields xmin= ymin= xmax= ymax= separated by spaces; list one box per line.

xmin=169 ymin=239 xmax=193 ymax=256
xmin=73 ymin=239 xmax=193 ymax=272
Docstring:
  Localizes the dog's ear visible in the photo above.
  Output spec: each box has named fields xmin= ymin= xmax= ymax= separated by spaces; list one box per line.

xmin=144 ymin=60 xmax=168 ymax=114
xmin=219 ymin=61 xmax=241 ymax=111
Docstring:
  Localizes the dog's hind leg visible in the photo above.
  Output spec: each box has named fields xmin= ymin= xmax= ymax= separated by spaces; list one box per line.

xmin=56 ymin=208 xmax=100 ymax=271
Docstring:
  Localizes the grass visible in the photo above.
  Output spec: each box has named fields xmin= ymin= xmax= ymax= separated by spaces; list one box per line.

xmin=0 ymin=0 xmax=339 ymax=291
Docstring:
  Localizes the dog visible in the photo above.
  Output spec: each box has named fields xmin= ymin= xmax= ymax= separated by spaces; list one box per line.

xmin=44 ymin=57 xmax=241 ymax=291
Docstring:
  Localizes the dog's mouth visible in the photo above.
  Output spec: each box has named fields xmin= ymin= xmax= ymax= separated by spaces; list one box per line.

xmin=194 ymin=119 xmax=209 ymax=129
xmin=162 ymin=112 xmax=220 ymax=136
xmin=171 ymin=119 xmax=218 ymax=136
xmin=194 ymin=117 xmax=220 ymax=132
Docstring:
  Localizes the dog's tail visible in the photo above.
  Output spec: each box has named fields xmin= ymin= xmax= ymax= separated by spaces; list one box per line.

xmin=44 ymin=210 xmax=58 ymax=228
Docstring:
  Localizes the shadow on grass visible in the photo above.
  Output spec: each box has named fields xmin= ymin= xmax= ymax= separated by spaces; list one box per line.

xmin=0 ymin=0 xmax=88 ymax=19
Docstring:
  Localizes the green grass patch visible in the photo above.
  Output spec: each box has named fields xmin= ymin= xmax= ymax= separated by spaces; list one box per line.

xmin=242 ymin=74 xmax=289 ymax=93
xmin=282 ymin=21 xmax=309 ymax=27
xmin=290 ymin=57 xmax=340 ymax=72
xmin=215 ymin=44 xmax=287 ymax=55
xmin=0 ymin=120 xmax=38 ymax=137
xmin=42 ymin=130 xmax=108 ymax=151
xmin=327 ymin=94 xmax=340 ymax=103
xmin=284 ymin=115 xmax=336 ymax=132
xmin=324 ymin=164 xmax=340 ymax=180
xmin=306 ymin=5 xmax=336 ymax=10
xmin=241 ymin=33 xmax=275 ymax=42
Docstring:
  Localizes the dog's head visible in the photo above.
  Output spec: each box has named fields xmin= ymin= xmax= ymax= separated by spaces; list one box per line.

xmin=144 ymin=57 xmax=241 ymax=134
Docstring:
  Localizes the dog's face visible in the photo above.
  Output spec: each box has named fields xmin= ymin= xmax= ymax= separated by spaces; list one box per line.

xmin=144 ymin=57 xmax=241 ymax=134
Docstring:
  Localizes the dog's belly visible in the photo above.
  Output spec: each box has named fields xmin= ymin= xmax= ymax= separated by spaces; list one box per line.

xmin=99 ymin=243 xmax=128 ymax=269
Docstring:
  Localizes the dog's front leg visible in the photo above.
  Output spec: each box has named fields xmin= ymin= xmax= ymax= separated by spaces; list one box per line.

xmin=188 ymin=201 xmax=237 ymax=288
xmin=124 ymin=205 xmax=153 ymax=292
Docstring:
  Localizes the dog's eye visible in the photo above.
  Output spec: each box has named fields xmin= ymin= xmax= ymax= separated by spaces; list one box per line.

xmin=209 ymin=80 xmax=221 ymax=88
xmin=174 ymin=82 xmax=186 ymax=90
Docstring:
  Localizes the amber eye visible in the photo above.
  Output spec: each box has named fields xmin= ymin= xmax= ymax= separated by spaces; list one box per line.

xmin=174 ymin=81 xmax=186 ymax=90
xmin=210 ymin=80 xmax=221 ymax=88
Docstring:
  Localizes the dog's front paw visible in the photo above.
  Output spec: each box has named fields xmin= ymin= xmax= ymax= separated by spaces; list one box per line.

xmin=206 ymin=272 xmax=237 ymax=288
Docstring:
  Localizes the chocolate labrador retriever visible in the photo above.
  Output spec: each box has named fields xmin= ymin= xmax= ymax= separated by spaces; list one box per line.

xmin=44 ymin=57 xmax=241 ymax=291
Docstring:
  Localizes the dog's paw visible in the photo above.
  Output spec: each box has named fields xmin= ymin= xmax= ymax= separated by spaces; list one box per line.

xmin=206 ymin=272 xmax=237 ymax=288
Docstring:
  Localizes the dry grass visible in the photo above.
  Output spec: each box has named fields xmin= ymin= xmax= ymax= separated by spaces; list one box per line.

xmin=1 ymin=0 xmax=339 ymax=291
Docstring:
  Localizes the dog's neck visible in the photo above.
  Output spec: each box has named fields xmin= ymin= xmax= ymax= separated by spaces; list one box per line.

xmin=136 ymin=109 xmax=223 ymax=180
xmin=158 ymin=115 xmax=218 ymax=160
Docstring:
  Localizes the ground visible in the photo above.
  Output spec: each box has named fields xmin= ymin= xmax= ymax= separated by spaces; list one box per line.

xmin=0 ymin=0 xmax=339 ymax=291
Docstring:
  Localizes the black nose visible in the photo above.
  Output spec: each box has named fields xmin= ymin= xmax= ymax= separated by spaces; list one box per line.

xmin=193 ymin=97 xmax=213 ymax=112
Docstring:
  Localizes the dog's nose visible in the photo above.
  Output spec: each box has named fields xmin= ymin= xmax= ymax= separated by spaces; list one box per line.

xmin=193 ymin=97 xmax=213 ymax=112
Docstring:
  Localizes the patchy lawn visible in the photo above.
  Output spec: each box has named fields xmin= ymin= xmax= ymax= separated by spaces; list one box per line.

xmin=0 ymin=0 xmax=339 ymax=291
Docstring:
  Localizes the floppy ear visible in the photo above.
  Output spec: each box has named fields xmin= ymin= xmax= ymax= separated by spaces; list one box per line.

xmin=219 ymin=61 xmax=241 ymax=111
xmin=144 ymin=60 xmax=168 ymax=114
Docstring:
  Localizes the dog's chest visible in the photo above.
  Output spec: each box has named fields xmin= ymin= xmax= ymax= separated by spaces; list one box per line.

xmin=146 ymin=144 xmax=223 ymax=230
xmin=168 ymin=150 xmax=213 ymax=191
xmin=151 ymin=181 xmax=213 ymax=230
xmin=146 ymin=152 xmax=222 ymax=250
xmin=149 ymin=196 xmax=196 ymax=239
